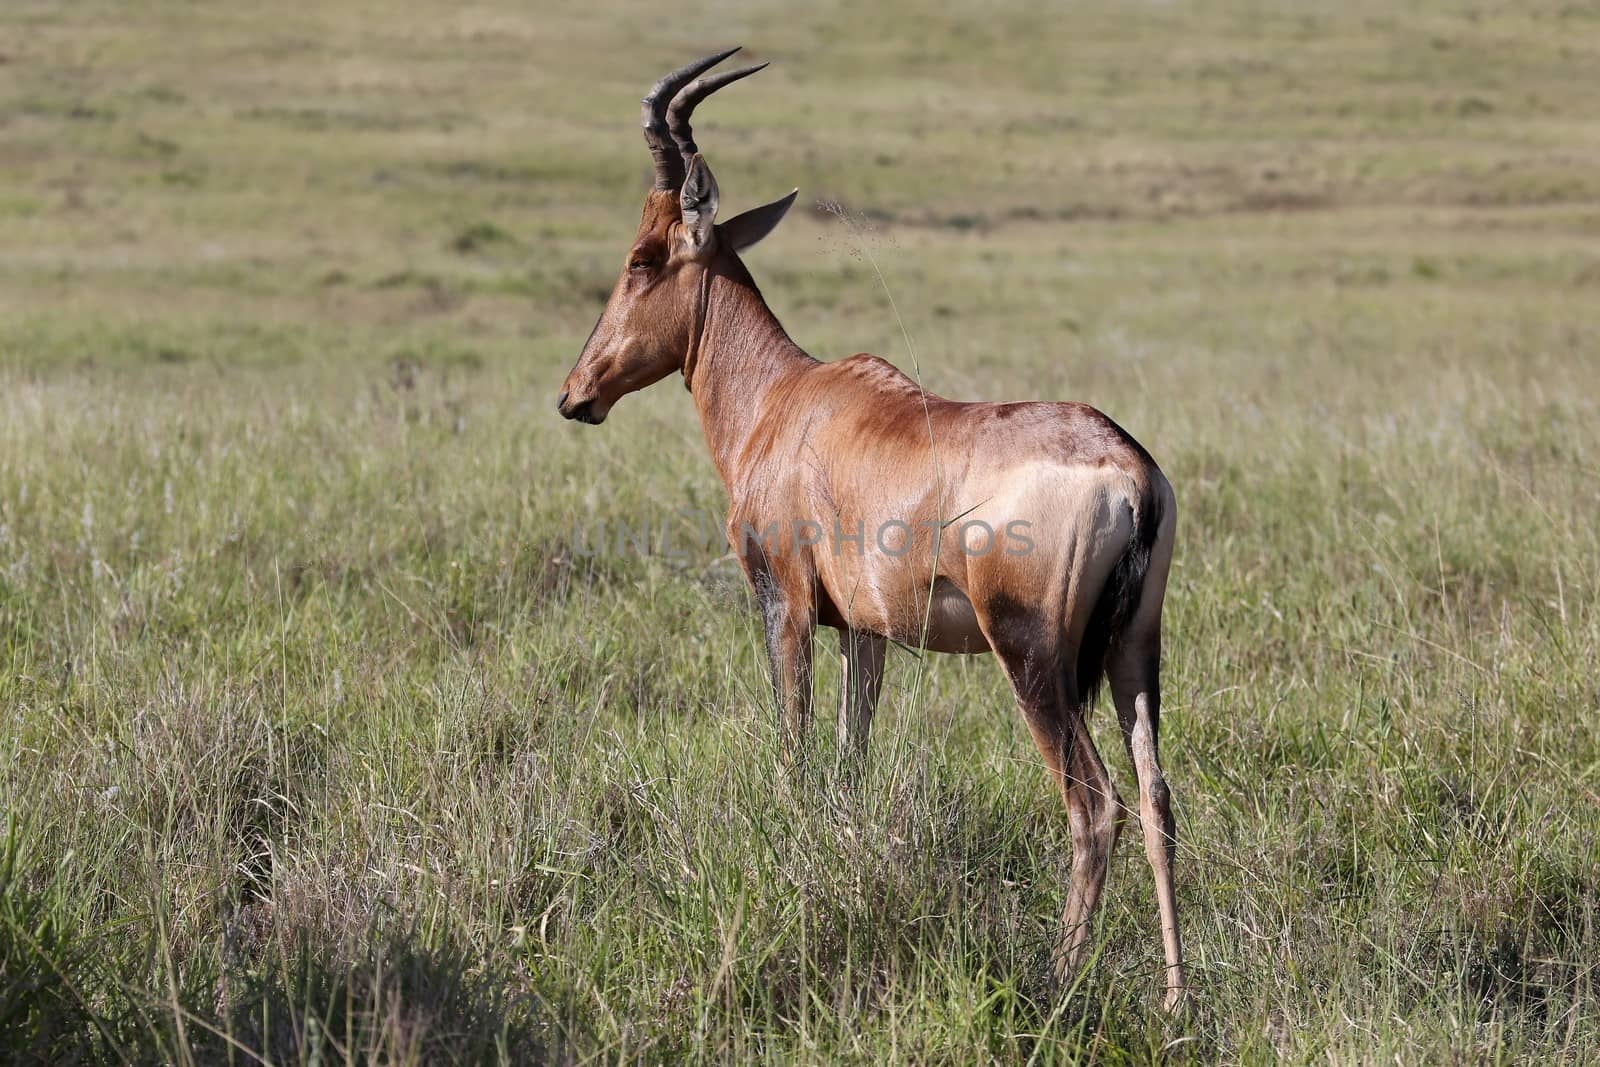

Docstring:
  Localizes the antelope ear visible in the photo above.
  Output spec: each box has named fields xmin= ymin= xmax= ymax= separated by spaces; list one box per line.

xmin=719 ymin=189 xmax=798 ymax=252
xmin=679 ymin=153 xmax=719 ymax=253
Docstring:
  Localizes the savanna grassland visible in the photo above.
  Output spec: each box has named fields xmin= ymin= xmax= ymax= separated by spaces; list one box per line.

xmin=3 ymin=1 xmax=1599 ymax=1062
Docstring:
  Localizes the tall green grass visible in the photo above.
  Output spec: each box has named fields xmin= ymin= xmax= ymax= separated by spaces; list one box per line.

xmin=2 ymin=0 xmax=1598 ymax=1061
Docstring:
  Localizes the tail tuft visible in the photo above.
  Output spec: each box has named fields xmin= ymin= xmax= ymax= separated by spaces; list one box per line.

xmin=1074 ymin=483 xmax=1162 ymax=708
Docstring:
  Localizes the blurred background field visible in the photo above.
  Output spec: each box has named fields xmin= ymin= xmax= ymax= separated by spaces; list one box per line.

xmin=2 ymin=0 xmax=1598 ymax=1062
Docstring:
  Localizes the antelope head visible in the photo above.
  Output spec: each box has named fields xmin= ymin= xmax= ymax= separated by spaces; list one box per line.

xmin=556 ymin=48 xmax=798 ymax=425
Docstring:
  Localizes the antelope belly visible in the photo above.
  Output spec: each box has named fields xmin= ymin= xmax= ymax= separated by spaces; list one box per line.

xmin=904 ymin=577 xmax=990 ymax=654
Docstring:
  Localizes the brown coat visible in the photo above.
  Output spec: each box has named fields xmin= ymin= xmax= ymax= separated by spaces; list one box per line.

xmin=557 ymin=53 xmax=1186 ymax=1009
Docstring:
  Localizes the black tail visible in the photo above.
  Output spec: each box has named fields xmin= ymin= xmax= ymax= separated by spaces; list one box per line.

xmin=1074 ymin=482 xmax=1163 ymax=709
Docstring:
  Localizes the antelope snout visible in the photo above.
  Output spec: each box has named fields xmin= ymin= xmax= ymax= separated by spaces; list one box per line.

xmin=556 ymin=389 xmax=606 ymax=425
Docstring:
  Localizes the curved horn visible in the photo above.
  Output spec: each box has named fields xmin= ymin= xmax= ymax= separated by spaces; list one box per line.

xmin=641 ymin=47 xmax=740 ymax=191
xmin=667 ymin=61 xmax=768 ymax=164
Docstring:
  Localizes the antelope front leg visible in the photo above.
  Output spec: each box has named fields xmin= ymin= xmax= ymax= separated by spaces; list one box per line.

xmin=757 ymin=580 xmax=815 ymax=758
xmin=837 ymin=628 xmax=886 ymax=757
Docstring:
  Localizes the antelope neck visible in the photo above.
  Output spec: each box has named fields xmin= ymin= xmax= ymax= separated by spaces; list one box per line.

xmin=683 ymin=257 xmax=815 ymax=487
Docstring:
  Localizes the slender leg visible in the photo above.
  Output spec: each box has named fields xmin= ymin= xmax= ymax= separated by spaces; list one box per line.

xmin=984 ymin=633 xmax=1121 ymax=986
xmin=1056 ymin=710 xmax=1123 ymax=978
xmin=837 ymin=629 xmax=887 ymax=756
xmin=1110 ymin=637 xmax=1185 ymax=1011
xmin=758 ymin=581 xmax=815 ymax=758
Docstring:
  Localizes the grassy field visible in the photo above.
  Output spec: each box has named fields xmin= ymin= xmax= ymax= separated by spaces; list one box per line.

xmin=3 ymin=0 xmax=1599 ymax=1061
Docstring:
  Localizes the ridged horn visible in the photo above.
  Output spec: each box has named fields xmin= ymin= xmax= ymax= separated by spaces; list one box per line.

xmin=666 ymin=61 xmax=768 ymax=164
xmin=640 ymin=47 xmax=740 ymax=191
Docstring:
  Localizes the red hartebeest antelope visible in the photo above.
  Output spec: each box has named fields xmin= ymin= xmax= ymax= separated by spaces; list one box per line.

xmin=557 ymin=49 xmax=1185 ymax=1009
